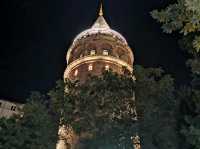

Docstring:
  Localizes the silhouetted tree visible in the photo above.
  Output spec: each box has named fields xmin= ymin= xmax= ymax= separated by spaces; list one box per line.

xmin=151 ymin=1 xmax=200 ymax=148
xmin=135 ymin=65 xmax=178 ymax=149
xmin=0 ymin=92 xmax=58 ymax=149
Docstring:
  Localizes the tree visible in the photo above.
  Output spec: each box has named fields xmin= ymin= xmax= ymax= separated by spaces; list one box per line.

xmin=51 ymin=71 xmax=137 ymax=148
xmin=180 ymin=89 xmax=200 ymax=149
xmin=49 ymin=68 xmax=178 ymax=149
xmin=151 ymin=1 xmax=200 ymax=148
xmin=0 ymin=68 xmax=179 ymax=149
xmin=134 ymin=65 xmax=179 ymax=149
xmin=151 ymin=0 xmax=200 ymax=53
xmin=0 ymin=92 xmax=58 ymax=149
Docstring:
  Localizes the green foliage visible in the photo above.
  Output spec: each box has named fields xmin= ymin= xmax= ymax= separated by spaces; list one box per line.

xmin=134 ymin=65 xmax=179 ymax=149
xmin=180 ymin=89 xmax=200 ymax=149
xmin=49 ymin=68 xmax=178 ymax=149
xmin=151 ymin=0 xmax=200 ymax=35
xmin=0 ymin=118 xmax=19 ymax=149
xmin=187 ymin=58 xmax=200 ymax=75
xmin=0 ymin=92 xmax=58 ymax=149
xmin=193 ymin=36 xmax=200 ymax=53
xmin=48 ymin=80 xmax=65 ymax=119
xmin=152 ymin=1 xmax=200 ymax=148
xmin=0 ymin=68 xmax=179 ymax=149
xmin=185 ymin=0 xmax=200 ymax=14
xmin=61 ymin=71 xmax=136 ymax=148
xmin=151 ymin=0 xmax=200 ymax=53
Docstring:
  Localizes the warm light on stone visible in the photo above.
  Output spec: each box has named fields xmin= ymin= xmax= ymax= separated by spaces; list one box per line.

xmin=74 ymin=69 xmax=78 ymax=76
xmin=88 ymin=64 xmax=93 ymax=71
xmin=105 ymin=65 xmax=109 ymax=70
xmin=58 ymin=1 xmax=138 ymax=149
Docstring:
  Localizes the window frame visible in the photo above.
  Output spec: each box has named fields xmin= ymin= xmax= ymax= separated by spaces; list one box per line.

xmin=103 ymin=49 xmax=109 ymax=56
xmin=90 ymin=50 xmax=96 ymax=56
xmin=88 ymin=64 xmax=93 ymax=71
xmin=105 ymin=65 xmax=109 ymax=71
xmin=74 ymin=69 xmax=78 ymax=76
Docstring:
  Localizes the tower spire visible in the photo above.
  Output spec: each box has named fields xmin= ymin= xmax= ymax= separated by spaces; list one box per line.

xmin=99 ymin=0 xmax=103 ymax=16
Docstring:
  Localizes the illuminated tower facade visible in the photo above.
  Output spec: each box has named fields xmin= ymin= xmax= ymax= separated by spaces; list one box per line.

xmin=64 ymin=3 xmax=134 ymax=82
xmin=57 ymin=2 xmax=138 ymax=149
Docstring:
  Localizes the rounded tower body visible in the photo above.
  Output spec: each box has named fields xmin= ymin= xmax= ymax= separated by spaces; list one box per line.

xmin=64 ymin=7 xmax=134 ymax=82
xmin=58 ymin=3 xmax=136 ymax=149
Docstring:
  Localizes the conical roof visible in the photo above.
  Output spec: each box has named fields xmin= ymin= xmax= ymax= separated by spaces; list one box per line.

xmin=92 ymin=16 xmax=110 ymax=29
xmin=67 ymin=3 xmax=129 ymax=63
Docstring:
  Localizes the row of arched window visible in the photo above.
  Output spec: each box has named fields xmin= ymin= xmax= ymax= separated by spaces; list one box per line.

xmin=73 ymin=49 xmax=131 ymax=65
xmin=89 ymin=49 xmax=109 ymax=56
xmin=74 ymin=64 xmax=110 ymax=76
xmin=78 ymin=49 xmax=129 ymax=63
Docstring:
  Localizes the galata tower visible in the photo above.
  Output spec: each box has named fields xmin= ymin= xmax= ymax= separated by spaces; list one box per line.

xmin=64 ymin=3 xmax=134 ymax=82
xmin=56 ymin=1 xmax=138 ymax=149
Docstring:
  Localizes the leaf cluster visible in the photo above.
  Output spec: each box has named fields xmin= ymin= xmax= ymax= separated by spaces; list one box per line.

xmin=60 ymin=71 xmax=136 ymax=148
xmin=151 ymin=1 xmax=200 ymax=148
xmin=0 ymin=92 xmax=58 ymax=149
xmin=134 ymin=65 xmax=178 ymax=149
xmin=151 ymin=0 xmax=200 ymax=53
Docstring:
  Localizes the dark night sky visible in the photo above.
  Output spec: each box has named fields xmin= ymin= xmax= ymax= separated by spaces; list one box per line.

xmin=0 ymin=0 xmax=189 ymax=102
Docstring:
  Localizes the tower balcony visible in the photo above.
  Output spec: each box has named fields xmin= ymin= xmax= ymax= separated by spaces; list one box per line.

xmin=64 ymin=55 xmax=133 ymax=82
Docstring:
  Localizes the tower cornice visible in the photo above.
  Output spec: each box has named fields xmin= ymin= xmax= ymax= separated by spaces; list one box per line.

xmin=64 ymin=1 xmax=135 ymax=82
xmin=64 ymin=55 xmax=133 ymax=79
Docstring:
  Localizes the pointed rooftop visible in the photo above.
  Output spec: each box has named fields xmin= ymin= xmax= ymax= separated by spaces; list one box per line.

xmin=92 ymin=1 xmax=110 ymax=29
xmin=67 ymin=1 xmax=129 ymax=63
xmin=92 ymin=16 xmax=110 ymax=29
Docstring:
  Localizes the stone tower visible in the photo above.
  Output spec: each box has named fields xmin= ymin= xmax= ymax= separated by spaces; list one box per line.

xmin=64 ymin=3 xmax=134 ymax=82
xmin=57 ymin=2 xmax=137 ymax=149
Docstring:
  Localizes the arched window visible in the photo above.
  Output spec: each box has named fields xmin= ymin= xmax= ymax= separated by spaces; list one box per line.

xmin=103 ymin=50 xmax=109 ymax=56
xmin=88 ymin=64 xmax=93 ymax=71
xmin=74 ymin=69 xmax=78 ymax=76
xmin=105 ymin=65 xmax=109 ymax=70
xmin=90 ymin=50 xmax=96 ymax=56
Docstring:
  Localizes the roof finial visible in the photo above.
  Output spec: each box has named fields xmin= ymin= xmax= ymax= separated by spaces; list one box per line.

xmin=99 ymin=0 xmax=103 ymax=16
